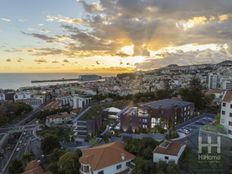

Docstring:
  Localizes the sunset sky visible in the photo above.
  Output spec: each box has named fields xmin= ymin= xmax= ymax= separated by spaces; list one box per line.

xmin=0 ymin=0 xmax=232 ymax=73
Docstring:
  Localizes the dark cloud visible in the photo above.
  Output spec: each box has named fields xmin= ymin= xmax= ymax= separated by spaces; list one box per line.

xmin=63 ymin=59 xmax=69 ymax=63
xmin=34 ymin=58 xmax=47 ymax=63
xmin=17 ymin=58 xmax=23 ymax=62
xmin=22 ymin=32 xmax=56 ymax=43
xmin=6 ymin=58 xmax=11 ymax=62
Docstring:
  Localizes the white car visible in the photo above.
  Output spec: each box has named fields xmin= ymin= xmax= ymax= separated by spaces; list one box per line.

xmin=16 ymin=148 xmax=20 ymax=152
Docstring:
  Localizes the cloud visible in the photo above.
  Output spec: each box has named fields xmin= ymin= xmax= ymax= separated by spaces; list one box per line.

xmin=46 ymin=15 xmax=84 ymax=24
xmin=77 ymin=0 xmax=103 ymax=13
xmin=22 ymin=32 xmax=56 ymax=43
xmin=34 ymin=58 xmax=47 ymax=63
xmin=0 ymin=18 xmax=11 ymax=22
xmin=17 ymin=58 xmax=23 ymax=62
xmin=63 ymin=59 xmax=69 ymax=63
xmin=52 ymin=60 xmax=59 ymax=63
xmin=21 ymin=0 xmax=232 ymax=69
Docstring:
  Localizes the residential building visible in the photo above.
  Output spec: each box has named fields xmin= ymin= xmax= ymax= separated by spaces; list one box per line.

xmin=120 ymin=107 xmax=151 ymax=133
xmin=45 ymin=112 xmax=73 ymax=127
xmin=74 ymin=115 xmax=102 ymax=140
xmin=0 ymin=92 xmax=5 ymax=101
xmin=222 ymin=80 xmax=232 ymax=90
xmin=56 ymin=95 xmax=73 ymax=107
xmin=220 ymin=90 xmax=232 ymax=138
xmin=73 ymin=94 xmax=91 ymax=109
xmin=14 ymin=91 xmax=32 ymax=101
xmin=120 ymin=98 xmax=194 ymax=133
xmin=102 ymin=107 xmax=122 ymax=120
xmin=153 ymin=140 xmax=186 ymax=164
xmin=79 ymin=142 xmax=135 ymax=174
xmin=142 ymin=98 xmax=194 ymax=128
xmin=208 ymin=73 xmax=219 ymax=89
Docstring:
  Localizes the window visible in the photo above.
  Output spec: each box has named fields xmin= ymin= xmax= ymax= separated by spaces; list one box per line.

xmin=229 ymin=122 xmax=232 ymax=126
xmin=164 ymin=156 xmax=169 ymax=160
xmin=126 ymin=162 xmax=131 ymax=167
xmin=228 ymin=130 xmax=232 ymax=134
xmin=98 ymin=171 xmax=104 ymax=174
xmin=231 ymin=104 xmax=232 ymax=108
xmin=230 ymin=113 xmax=232 ymax=117
xmin=222 ymin=111 xmax=225 ymax=115
xmin=223 ymin=103 xmax=226 ymax=107
xmin=116 ymin=164 xmax=122 ymax=170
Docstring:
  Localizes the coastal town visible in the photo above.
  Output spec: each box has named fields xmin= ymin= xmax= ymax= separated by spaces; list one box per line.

xmin=0 ymin=61 xmax=232 ymax=174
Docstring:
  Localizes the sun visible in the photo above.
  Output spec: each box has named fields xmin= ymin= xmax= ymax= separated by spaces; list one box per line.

xmin=120 ymin=45 xmax=134 ymax=56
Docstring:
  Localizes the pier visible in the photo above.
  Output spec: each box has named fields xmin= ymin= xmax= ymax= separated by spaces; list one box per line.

xmin=31 ymin=78 xmax=81 ymax=83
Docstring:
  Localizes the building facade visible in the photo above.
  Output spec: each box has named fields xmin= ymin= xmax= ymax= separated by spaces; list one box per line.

xmin=120 ymin=98 xmax=194 ymax=133
xmin=220 ymin=91 xmax=232 ymax=138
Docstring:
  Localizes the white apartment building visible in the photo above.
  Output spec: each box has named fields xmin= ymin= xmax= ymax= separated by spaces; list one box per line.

xmin=0 ymin=92 xmax=5 ymax=101
xmin=14 ymin=91 xmax=32 ymax=101
xmin=208 ymin=73 xmax=219 ymax=89
xmin=220 ymin=91 xmax=232 ymax=138
xmin=73 ymin=94 xmax=91 ymax=109
xmin=45 ymin=112 xmax=73 ymax=127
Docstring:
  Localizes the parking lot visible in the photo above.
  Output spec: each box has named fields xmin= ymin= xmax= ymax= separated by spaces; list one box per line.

xmin=176 ymin=113 xmax=215 ymax=139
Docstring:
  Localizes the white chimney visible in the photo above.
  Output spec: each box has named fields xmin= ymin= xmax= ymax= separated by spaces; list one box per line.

xmin=121 ymin=153 xmax=125 ymax=161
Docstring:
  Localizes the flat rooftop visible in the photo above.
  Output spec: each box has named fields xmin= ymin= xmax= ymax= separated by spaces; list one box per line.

xmin=142 ymin=98 xmax=193 ymax=109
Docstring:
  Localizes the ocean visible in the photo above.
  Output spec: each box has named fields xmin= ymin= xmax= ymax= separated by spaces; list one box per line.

xmin=0 ymin=73 xmax=109 ymax=90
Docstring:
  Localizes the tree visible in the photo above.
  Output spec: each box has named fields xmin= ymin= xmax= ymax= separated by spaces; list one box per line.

xmin=58 ymin=151 xmax=81 ymax=174
xmin=133 ymin=157 xmax=156 ymax=174
xmin=22 ymin=152 xmax=34 ymax=163
xmin=179 ymin=77 xmax=207 ymax=110
xmin=8 ymin=160 xmax=23 ymax=174
xmin=41 ymin=135 xmax=60 ymax=154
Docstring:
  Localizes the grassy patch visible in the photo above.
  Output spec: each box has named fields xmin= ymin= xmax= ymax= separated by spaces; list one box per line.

xmin=202 ymin=124 xmax=227 ymax=134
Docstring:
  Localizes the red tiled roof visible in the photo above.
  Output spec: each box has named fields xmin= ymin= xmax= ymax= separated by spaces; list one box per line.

xmin=153 ymin=141 xmax=185 ymax=156
xmin=79 ymin=142 xmax=135 ymax=171
xmin=22 ymin=160 xmax=44 ymax=174
xmin=223 ymin=91 xmax=232 ymax=102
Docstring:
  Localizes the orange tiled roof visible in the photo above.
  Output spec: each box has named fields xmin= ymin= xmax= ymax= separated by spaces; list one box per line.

xmin=79 ymin=142 xmax=135 ymax=171
xmin=22 ymin=160 xmax=44 ymax=174
xmin=223 ymin=91 xmax=232 ymax=102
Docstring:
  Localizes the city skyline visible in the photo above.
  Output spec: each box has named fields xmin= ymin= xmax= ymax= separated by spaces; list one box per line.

xmin=1 ymin=0 xmax=232 ymax=73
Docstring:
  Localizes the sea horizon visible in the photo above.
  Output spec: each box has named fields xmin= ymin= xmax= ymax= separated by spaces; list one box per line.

xmin=0 ymin=73 xmax=115 ymax=90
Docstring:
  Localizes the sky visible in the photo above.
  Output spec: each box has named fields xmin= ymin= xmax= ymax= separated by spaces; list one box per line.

xmin=0 ymin=0 xmax=232 ymax=73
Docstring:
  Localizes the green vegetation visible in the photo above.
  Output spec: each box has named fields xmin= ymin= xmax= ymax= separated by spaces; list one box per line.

xmin=41 ymin=135 xmax=61 ymax=155
xmin=58 ymin=151 xmax=81 ymax=174
xmin=45 ymin=149 xmax=82 ymax=174
xmin=178 ymin=77 xmax=214 ymax=111
xmin=125 ymin=138 xmax=159 ymax=160
xmin=22 ymin=152 xmax=35 ymax=164
xmin=201 ymin=124 xmax=227 ymax=134
xmin=38 ymin=127 xmax=72 ymax=143
xmin=8 ymin=160 xmax=24 ymax=174
xmin=0 ymin=102 xmax=32 ymax=126
xmin=125 ymin=138 xmax=181 ymax=174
